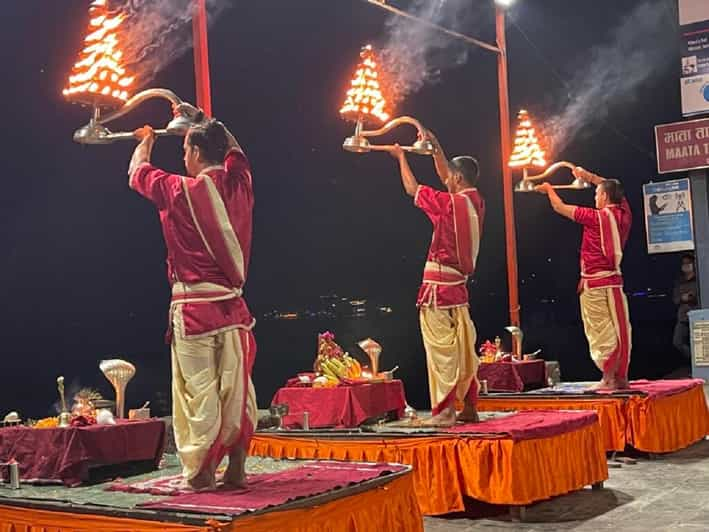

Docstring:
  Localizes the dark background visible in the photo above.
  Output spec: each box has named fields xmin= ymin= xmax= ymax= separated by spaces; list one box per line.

xmin=0 ymin=1 xmax=690 ymax=416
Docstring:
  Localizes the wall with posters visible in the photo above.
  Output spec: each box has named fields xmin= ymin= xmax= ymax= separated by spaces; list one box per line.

xmin=680 ymin=0 xmax=709 ymax=116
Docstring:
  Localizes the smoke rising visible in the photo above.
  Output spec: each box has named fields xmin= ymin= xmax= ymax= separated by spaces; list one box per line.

xmin=113 ymin=0 xmax=230 ymax=88
xmin=546 ymin=0 xmax=675 ymax=153
xmin=379 ymin=0 xmax=481 ymax=101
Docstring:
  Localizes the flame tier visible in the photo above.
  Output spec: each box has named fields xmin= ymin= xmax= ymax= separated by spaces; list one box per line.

xmin=63 ymin=0 xmax=134 ymax=106
xmin=340 ymin=45 xmax=391 ymax=124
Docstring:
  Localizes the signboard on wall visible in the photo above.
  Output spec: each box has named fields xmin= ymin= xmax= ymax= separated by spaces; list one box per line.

xmin=655 ymin=117 xmax=709 ymax=173
xmin=643 ymin=178 xmax=695 ymax=254
xmin=680 ymin=0 xmax=709 ymax=116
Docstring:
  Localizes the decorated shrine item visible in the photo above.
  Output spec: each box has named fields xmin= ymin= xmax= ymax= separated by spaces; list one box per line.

xmin=72 ymin=388 xmax=103 ymax=418
xmin=56 ymin=376 xmax=72 ymax=428
xmin=100 ymin=359 xmax=135 ymax=419
xmin=358 ymin=338 xmax=382 ymax=376
xmin=313 ymin=332 xmax=363 ymax=385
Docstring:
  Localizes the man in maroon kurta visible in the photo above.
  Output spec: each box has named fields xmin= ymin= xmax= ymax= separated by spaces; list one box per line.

xmin=537 ymin=167 xmax=632 ymax=389
xmin=386 ymin=131 xmax=484 ymax=426
xmin=129 ymin=106 xmax=256 ymax=489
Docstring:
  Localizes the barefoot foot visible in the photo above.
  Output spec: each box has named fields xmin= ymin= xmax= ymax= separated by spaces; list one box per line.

xmin=417 ymin=407 xmax=457 ymax=428
xmin=456 ymin=402 xmax=480 ymax=423
xmin=186 ymin=469 xmax=216 ymax=491
xmin=223 ymin=447 xmax=247 ymax=489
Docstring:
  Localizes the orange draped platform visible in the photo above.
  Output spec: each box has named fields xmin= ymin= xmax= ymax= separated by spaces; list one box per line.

xmin=0 ymin=473 xmax=422 ymax=532
xmin=478 ymin=383 xmax=709 ymax=453
xmin=478 ymin=397 xmax=628 ymax=452
xmin=249 ymin=422 xmax=608 ymax=516
xmin=626 ymin=384 xmax=709 ymax=453
xmin=229 ymin=475 xmax=421 ymax=531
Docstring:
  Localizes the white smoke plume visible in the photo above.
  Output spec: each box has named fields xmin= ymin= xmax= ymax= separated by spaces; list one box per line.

xmin=112 ymin=0 xmax=231 ymax=88
xmin=379 ymin=0 xmax=482 ymax=102
xmin=546 ymin=0 xmax=675 ymax=153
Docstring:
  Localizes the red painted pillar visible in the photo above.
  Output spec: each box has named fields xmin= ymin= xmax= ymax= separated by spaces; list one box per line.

xmin=192 ymin=0 xmax=212 ymax=116
xmin=496 ymin=6 xmax=520 ymax=327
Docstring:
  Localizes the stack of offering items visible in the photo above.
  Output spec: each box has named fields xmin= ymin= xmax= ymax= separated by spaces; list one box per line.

xmin=312 ymin=332 xmax=364 ymax=387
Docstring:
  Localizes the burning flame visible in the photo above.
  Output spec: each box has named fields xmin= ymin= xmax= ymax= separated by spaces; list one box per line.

xmin=340 ymin=45 xmax=390 ymax=123
xmin=508 ymin=109 xmax=547 ymax=169
xmin=63 ymin=0 xmax=134 ymax=105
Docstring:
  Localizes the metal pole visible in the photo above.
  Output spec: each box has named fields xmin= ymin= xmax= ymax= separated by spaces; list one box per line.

xmin=361 ymin=0 xmax=519 ymax=325
xmin=363 ymin=0 xmax=501 ymax=54
xmin=690 ymin=169 xmax=709 ymax=308
xmin=496 ymin=6 xmax=521 ymax=327
xmin=192 ymin=0 xmax=213 ymax=116
xmin=689 ymin=169 xmax=708 ymax=379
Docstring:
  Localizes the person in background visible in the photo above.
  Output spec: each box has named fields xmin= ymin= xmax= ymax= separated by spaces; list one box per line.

xmin=673 ymin=253 xmax=699 ymax=361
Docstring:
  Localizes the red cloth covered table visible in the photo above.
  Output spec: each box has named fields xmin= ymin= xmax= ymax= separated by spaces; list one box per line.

xmin=272 ymin=380 xmax=407 ymax=428
xmin=444 ymin=410 xmax=598 ymax=440
xmin=478 ymin=360 xmax=546 ymax=392
xmin=0 ymin=419 xmax=165 ymax=486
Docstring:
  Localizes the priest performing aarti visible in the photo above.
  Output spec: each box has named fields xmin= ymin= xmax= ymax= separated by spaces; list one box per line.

xmin=129 ymin=107 xmax=257 ymax=490
xmin=536 ymin=167 xmax=632 ymax=390
xmin=385 ymin=134 xmax=484 ymax=427
xmin=338 ymin=45 xmax=483 ymax=426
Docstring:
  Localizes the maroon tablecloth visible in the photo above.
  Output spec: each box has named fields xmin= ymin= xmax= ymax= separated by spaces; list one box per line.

xmin=615 ymin=378 xmax=704 ymax=399
xmin=478 ymin=360 xmax=546 ymax=392
xmin=444 ymin=409 xmax=598 ymax=441
xmin=0 ymin=419 xmax=166 ymax=486
xmin=272 ymin=380 xmax=407 ymax=428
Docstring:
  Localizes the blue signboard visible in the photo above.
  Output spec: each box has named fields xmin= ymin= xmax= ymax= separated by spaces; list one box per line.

xmin=643 ymin=178 xmax=695 ymax=253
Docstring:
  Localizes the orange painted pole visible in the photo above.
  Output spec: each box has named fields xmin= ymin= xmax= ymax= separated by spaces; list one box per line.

xmin=496 ymin=6 xmax=520 ymax=327
xmin=192 ymin=0 xmax=212 ymax=116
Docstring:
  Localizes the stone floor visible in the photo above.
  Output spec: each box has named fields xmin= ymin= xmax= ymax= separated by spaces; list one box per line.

xmin=425 ymin=383 xmax=709 ymax=532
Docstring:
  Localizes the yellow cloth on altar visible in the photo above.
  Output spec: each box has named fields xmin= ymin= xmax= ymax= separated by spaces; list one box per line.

xmin=419 ymin=306 xmax=479 ymax=412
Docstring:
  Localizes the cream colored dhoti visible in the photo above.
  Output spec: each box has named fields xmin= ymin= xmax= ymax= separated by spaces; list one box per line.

xmin=171 ymin=305 xmax=258 ymax=481
xmin=579 ymin=286 xmax=632 ymax=380
xmin=419 ymin=306 xmax=479 ymax=414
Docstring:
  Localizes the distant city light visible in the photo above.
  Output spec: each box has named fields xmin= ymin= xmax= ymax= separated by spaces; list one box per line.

xmin=263 ymin=295 xmax=395 ymax=320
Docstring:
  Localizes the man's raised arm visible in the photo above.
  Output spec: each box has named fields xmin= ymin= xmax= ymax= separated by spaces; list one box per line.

xmin=426 ymin=129 xmax=453 ymax=187
xmin=536 ymin=182 xmax=576 ymax=221
xmin=387 ymin=144 xmax=420 ymax=197
xmin=128 ymin=125 xmax=156 ymax=177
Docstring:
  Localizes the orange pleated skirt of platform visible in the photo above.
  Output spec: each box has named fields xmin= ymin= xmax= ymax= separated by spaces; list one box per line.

xmin=478 ymin=384 xmax=709 ymax=454
xmin=626 ymin=384 xmax=709 ymax=453
xmin=249 ymin=422 xmax=608 ymax=516
xmin=0 ymin=507 xmax=209 ymax=532
xmin=0 ymin=473 xmax=423 ymax=532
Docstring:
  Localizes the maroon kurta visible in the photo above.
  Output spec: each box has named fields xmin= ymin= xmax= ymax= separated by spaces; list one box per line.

xmin=130 ymin=148 xmax=255 ymax=338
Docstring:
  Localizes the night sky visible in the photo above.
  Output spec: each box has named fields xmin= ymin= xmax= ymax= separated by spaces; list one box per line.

xmin=0 ymin=1 xmax=689 ymax=415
